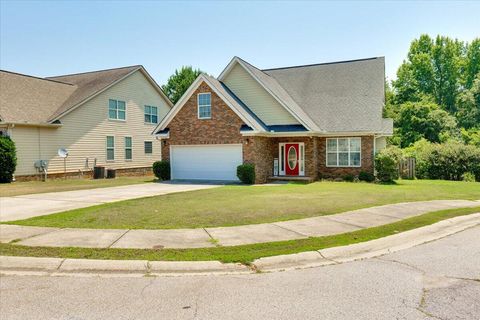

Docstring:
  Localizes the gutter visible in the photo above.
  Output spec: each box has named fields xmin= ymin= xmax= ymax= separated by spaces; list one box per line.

xmin=0 ymin=122 xmax=63 ymax=128
xmin=241 ymin=131 xmax=394 ymax=138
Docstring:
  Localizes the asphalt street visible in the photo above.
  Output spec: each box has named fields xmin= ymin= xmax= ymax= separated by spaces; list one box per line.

xmin=1 ymin=226 xmax=479 ymax=320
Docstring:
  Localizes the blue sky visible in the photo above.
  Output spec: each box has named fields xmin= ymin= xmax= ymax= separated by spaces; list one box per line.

xmin=1 ymin=1 xmax=479 ymax=85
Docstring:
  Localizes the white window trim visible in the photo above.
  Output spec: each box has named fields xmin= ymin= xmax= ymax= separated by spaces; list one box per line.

xmin=144 ymin=141 xmax=153 ymax=155
xmin=197 ymin=93 xmax=211 ymax=119
xmin=108 ymin=99 xmax=127 ymax=122
xmin=106 ymin=136 xmax=115 ymax=162
xmin=278 ymin=142 xmax=305 ymax=176
xmin=144 ymin=105 xmax=159 ymax=124
xmin=125 ymin=137 xmax=132 ymax=161
xmin=325 ymin=137 xmax=362 ymax=168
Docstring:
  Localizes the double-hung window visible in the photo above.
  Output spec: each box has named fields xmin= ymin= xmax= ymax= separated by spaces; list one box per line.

xmin=108 ymin=99 xmax=126 ymax=120
xmin=197 ymin=93 xmax=211 ymax=119
xmin=144 ymin=106 xmax=158 ymax=124
xmin=125 ymin=137 xmax=132 ymax=160
xmin=144 ymin=141 xmax=153 ymax=154
xmin=106 ymin=136 xmax=115 ymax=161
xmin=326 ymin=138 xmax=361 ymax=167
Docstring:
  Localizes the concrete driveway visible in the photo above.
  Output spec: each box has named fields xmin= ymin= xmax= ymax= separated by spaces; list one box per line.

xmin=0 ymin=181 xmax=220 ymax=222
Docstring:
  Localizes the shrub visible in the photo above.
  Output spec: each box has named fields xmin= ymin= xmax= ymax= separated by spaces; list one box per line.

xmin=342 ymin=174 xmax=355 ymax=182
xmin=152 ymin=161 xmax=170 ymax=180
xmin=405 ymin=140 xmax=480 ymax=181
xmin=237 ymin=163 xmax=255 ymax=184
xmin=375 ymin=148 xmax=400 ymax=183
xmin=0 ymin=136 xmax=17 ymax=183
xmin=358 ymin=171 xmax=375 ymax=182
xmin=462 ymin=172 xmax=476 ymax=182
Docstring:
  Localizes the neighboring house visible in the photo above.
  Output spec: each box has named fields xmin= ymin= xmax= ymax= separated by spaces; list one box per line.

xmin=153 ymin=57 xmax=393 ymax=183
xmin=0 ymin=66 xmax=172 ymax=180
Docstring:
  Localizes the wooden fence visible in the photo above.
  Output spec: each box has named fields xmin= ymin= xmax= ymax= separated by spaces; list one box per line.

xmin=399 ymin=157 xmax=416 ymax=179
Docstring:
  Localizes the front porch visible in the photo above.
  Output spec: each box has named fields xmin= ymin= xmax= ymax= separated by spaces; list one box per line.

xmin=268 ymin=175 xmax=315 ymax=183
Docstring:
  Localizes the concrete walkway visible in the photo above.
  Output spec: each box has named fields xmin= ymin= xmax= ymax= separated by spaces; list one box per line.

xmin=0 ymin=181 xmax=220 ymax=222
xmin=1 ymin=199 xmax=479 ymax=249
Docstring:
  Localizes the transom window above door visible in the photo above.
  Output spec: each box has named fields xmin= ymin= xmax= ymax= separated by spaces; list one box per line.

xmin=326 ymin=137 xmax=361 ymax=167
xmin=109 ymin=99 xmax=126 ymax=120
xmin=197 ymin=93 xmax=211 ymax=119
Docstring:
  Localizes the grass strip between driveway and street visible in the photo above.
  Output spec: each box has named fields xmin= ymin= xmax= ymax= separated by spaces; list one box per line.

xmin=1 ymin=206 xmax=479 ymax=264
xmin=5 ymin=180 xmax=480 ymax=229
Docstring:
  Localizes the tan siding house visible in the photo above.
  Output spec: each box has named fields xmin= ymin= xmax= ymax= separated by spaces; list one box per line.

xmin=0 ymin=66 xmax=172 ymax=179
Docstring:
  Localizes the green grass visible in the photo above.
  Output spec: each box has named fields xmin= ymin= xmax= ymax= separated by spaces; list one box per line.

xmin=0 ymin=176 xmax=155 ymax=197
xmin=7 ymin=180 xmax=480 ymax=229
xmin=1 ymin=206 xmax=478 ymax=263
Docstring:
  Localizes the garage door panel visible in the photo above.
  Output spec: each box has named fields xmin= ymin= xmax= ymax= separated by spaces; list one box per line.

xmin=171 ymin=145 xmax=242 ymax=181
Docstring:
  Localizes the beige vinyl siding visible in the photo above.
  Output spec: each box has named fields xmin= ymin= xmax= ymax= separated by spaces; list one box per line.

xmin=374 ymin=136 xmax=387 ymax=154
xmin=223 ymin=63 xmax=299 ymax=126
xmin=11 ymin=70 xmax=171 ymax=176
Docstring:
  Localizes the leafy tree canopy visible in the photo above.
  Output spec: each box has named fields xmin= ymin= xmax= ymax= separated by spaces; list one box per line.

xmin=162 ymin=66 xmax=203 ymax=104
xmin=393 ymin=34 xmax=479 ymax=114
xmin=393 ymin=99 xmax=459 ymax=148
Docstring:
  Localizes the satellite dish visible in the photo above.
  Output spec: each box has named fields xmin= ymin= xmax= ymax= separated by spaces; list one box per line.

xmin=58 ymin=148 xmax=69 ymax=158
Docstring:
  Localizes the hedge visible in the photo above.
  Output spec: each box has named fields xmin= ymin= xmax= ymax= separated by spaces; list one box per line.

xmin=0 ymin=136 xmax=17 ymax=183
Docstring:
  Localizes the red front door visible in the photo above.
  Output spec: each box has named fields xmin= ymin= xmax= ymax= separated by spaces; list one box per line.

xmin=285 ymin=143 xmax=299 ymax=175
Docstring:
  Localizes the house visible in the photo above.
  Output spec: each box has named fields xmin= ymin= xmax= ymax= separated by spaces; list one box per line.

xmin=0 ymin=66 xmax=173 ymax=180
xmin=153 ymin=57 xmax=393 ymax=183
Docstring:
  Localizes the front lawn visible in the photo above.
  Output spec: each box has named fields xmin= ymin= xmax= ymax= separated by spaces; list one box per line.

xmin=0 ymin=176 xmax=154 ymax=197
xmin=1 ymin=206 xmax=479 ymax=263
xmin=6 ymin=179 xmax=480 ymax=229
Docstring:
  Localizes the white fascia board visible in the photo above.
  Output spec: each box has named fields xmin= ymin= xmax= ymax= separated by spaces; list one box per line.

xmin=219 ymin=57 xmax=321 ymax=132
xmin=151 ymin=74 xmax=265 ymax=135
xmin=241 ymin=131 xmax=382 ymax=137
xmin=49 ymin=67 xmax=143 ymax=122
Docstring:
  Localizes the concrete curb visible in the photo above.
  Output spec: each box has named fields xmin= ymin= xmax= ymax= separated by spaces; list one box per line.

xmin=253 ymin=213 xmax=480 ymax=272
xmin=1 ymin=213 xmax=479 ymax=277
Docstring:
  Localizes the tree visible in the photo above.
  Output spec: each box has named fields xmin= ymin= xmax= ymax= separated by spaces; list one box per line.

xmin=456 ymin=74 xmax=480 ymax=129
xmin=393 ymin=34 xmax=478 ymax=114
xmin=162 ymin=66 xmax=203 ymax=104
xmin=394 ymin=99 xmax=460 ymax=147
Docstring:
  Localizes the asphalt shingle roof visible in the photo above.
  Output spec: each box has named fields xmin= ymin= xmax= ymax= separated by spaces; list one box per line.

xmin=0 ymin=66 xmax=141 ymax=124
xmin=262 ymin=57 xmax=390 ymax=133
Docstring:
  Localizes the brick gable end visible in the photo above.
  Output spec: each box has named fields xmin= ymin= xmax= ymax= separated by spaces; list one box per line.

xmin=162 ymin=81 xmax=246 ymax=160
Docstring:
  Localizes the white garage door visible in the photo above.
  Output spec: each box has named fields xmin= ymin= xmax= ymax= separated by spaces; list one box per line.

xmin=171 ymin=144 xmax=243 ymax=181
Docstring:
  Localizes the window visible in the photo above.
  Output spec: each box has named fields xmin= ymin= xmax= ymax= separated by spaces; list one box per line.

xmin=197 ymin=93 xmax=211 ymax=119
xmin=106 ymin=136 xmax=115 ymax=161
xmin=108 ymin=99 xmax=126 ymax=120
xmin=144 ymin=141 xmax=153 ymax=154
xmin=144 ymin=105 xmax=158 ymax=124
xmin=125 ymin=137 xmax=132 ymax=160
xmin=326 ymin=137 xmax=361 ymax=167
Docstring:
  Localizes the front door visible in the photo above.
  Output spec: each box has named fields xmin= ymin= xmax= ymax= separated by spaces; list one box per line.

xmin=285 ymin=143 xmax=299 ymax=175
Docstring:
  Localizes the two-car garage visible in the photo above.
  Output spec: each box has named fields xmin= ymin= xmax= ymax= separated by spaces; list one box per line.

xmin=170 ymin=144 xmax=243 ymax=181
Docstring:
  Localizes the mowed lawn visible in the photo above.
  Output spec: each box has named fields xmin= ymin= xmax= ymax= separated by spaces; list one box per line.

xmin=0 ymin=176 xmax=154 ymax=197
xmin=7 ymin=180 xmax=480 ymax=229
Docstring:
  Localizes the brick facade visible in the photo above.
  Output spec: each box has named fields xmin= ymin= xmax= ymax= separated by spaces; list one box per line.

xmin=161 ymin=81 xmax=245 ymax=161
xmin=160 ymin=81 xmax=376 ymax=184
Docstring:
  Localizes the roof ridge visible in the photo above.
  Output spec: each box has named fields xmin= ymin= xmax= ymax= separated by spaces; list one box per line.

xmin=46 ymin=65 xmax=142 ymax=79
xmin=0 ymin=69 xmax=75 ymax=86
xmin=262 ymin=57 xmax=383 ymax=72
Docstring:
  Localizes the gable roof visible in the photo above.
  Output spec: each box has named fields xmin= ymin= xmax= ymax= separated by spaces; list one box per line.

xmin=153 ymin=73 xmax=268 ymax=134
xmin=263 ymin=57 xmax=388 ymax=133
xmin=0 ymin=65 xmax=172 ymax=125
xmin=218 ymin=56 xmax=392 ymax=134
xmin=218 ymin=57 xmax=321 ymax=131
xmin=0 ymin=70 xmax=76 ymax=124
